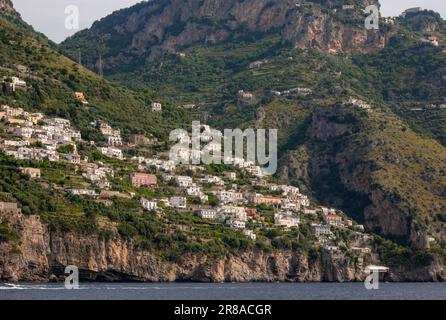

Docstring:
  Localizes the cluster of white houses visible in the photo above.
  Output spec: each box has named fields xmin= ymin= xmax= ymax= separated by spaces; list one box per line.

xmin=0 ymin=105 xmax=370 ymax=249
xmin=271 ymin=87 xmax=313 ymax=97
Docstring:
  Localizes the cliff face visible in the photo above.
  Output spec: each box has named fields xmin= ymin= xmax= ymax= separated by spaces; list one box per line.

xmin=0 ymin=0 xmax=13 ymax=11
xmin=277 ymin=105 xmax=446 ymax=250
xmin=1 ymin=204 xmax=446 ymax=282
xmin=60 ymin=0 xmax=387 ymax=72
xmin=0 ymin=209 xmax=366 ymax=282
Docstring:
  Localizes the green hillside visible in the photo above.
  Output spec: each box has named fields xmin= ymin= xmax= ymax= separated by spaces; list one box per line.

xmin=0 ymin=15 xmax=191 ymax=142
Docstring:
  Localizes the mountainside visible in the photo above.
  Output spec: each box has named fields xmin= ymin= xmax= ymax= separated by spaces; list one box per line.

xmin=0 ymin=4 xmax=190 ymax=141
xmin=61 ymin=0 xmax=446 ymax=249
xmin=2 ymin=0 xmax=446 ymax=282
xmin=60 ymin=0 xmax=386 ymax=75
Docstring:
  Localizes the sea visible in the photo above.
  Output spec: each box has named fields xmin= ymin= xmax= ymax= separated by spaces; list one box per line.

xmin=1 ymin=282 xmax=446 ymax=300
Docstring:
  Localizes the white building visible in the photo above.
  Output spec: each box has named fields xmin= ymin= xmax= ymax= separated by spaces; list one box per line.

xmin=152 ymin=102 xmax=162 ymax=112
xmin=170 ymin=197 xmax=187 ymax=209
xmin=202 ymin=175 xmax=224 ymax=186
xmin=107 ymin=135 xmax=123 ymax=147
xmin=275 ymin=213 xmax=300 ymax=228
xmin=227 ymin=220 xmax=246 ymax=229
xmin=213 ymin=190 xmax=244 ymax=204
xmin=199 ymin=209 xmax=219 ymax=220
xmin=219 ymin=206 xmax=247 ymax=222
xmin=100 ymin=147 xmax=123 ymax=159
xmin=243 ymin=229 xmax=257 ymax=241
xmin=68 ymin=189 xmax=97 ymax=197
xmin=176 ymin=176 xmax=194 ymax=188
xmin=224 ymin=172 xmax=237 ymax=181
xmin=140 ymin=198 xmax=158 ymax=211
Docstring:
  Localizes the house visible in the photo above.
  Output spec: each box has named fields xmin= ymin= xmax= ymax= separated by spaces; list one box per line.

xmin=199 ymin=209 xmax=219 ymax=220
xmin=238 ymin=90 xmax=254 ymax=100
xmin=213 ymin=190 xmax=244 ymax=204
xmin=227 ymin=220 xmax=246 ymax=229
xmin=303 ymin=209 xmax=317 ymax=215
xmin=281 ymin=199 xmax=299 ymax=211
xmin=107 ymin=135 xmax=123 ymax=146
xmin=98 ymin=121 xmax=119 ymax=136
xmin=274 ymin=214 xmax=300 ymax=228
xmin=325 ymin=214 xmax=343 ymax=227
xmin=65 ymin=153 xmax=81 ymax=164
xmin=94 ymin=179 xmax=111 ymax=189
xmin=199 ymin=194 xmax=209 ymax=204
xmin=311 ymin=223 xmax=332 ymax=238
xmin=261 ymin=196 xmax=282 ymax=206
xmin=129 ymin=134 xmax=156 ymax=146
xmin=342 ymin=4 xmax=355 ymax=10
xmin=151 ymin=102 xmax=162 ymax=112
xmin=8 ymin=118 xmax=32 ymax=126
xmin=140 ymin=198 xmax=158 ymax=211
xmin=21 ymin=167 xmax=41 ymax=178
xmin=347 ymin=97 xmax=371 ymax=110
xmin=0 ymin=202 xmax=19 ymax=213
xmin=131 ymin=173 xmax=157 ymax=188
xmin=219 ymin=206 xmax=247 ymax=222
xmin=25 ymin=113 xmax=44 ymax=124
xmin=320 ymin=207 xmax=336 ymax=215
xmin=100 ymin=147 xmax=123 ymax=159
xmin=245 ymin=165 xmax=264 ymax=177
xmin=248 ymin=59 xmax=267 ymax=69
xmin=11 ymin=77 xmax=26 ymax=88
xmin=68 ymin=189 xmax=97 ymax=197
xmin=46 ymin=118 xmax=71 ymax=129
xmin=245 ymin=193 xmax=264 ymax=205
xmin=187 ymin=185 xmax=202 ymax=196
xmin=427 ymin=35 xmax=439 ymax=47
xmin=245 ymin=208 xmax=260 ymax=219
xmin=243 ymin=229 xmax=257 ymax=241
xmin=170 ymin=197 xmax=187 ymax=209
xmin=202 ymin=175 xmax=224 ymax=186
xmin=175 ymin=176 xmax=194 ymax=188
xmin=74 ymin=92 xmax=89 ymax=105
xmin=1 ymin=105 xmax=24 ymax=117
xmin=352 ymin=247 xmax=372 ymax=255
xmin=14 ymin=127 xmax=34 ymax=139
xmin=224 ymin=172 xmax=237 ymax=181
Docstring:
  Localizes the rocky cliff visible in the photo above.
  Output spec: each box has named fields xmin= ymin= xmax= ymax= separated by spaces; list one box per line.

xmin=0 ymin=0 xmax=13 ymax=11
xmin=2 ymin=203 xmax=445 ymax=282
xmin=0 ymin=208 xmax=368 ymax=282
xmin=277 ymin=104 xmax=446 ymax=250
xmin=60 ymin=0 xmax=388 ymax=73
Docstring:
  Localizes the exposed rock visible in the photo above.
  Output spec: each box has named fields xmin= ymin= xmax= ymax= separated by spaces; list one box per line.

xmin=1 ymin=207 xmax=445 ymax=282
xmin=277 ymin=104 xmax=446 ymax=250
xmin=0 ymin=0 xmax=13 ymax=12
xmin=0 ymin=208 xmax=367 ymax=282
xmin=61 ymin=0 xmax=389 ymax=73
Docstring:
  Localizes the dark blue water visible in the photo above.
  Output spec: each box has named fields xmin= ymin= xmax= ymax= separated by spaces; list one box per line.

xmin=1 ymin=282 xmax=446 ymax=300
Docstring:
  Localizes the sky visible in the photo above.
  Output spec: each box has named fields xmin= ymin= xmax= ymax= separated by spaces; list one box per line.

xmin=10 ymin=0 xmax=446 ymax=43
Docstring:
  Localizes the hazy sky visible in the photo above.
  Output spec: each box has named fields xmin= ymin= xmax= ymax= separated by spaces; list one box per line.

xmin=11 ymin=0 xmax=446 ymax=43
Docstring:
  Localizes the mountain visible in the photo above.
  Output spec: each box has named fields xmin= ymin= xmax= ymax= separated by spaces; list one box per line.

xmin=0 ymin=2 xmax=190 ymax=141
xmin=1 ymin=0 xmax=446 ymax=282
xmin=60 ymin=0 xmax=386 ymax=75
xmin=61 ymin=0 xmax=446 ymax=252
